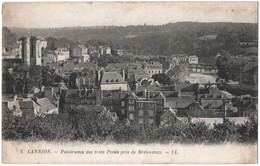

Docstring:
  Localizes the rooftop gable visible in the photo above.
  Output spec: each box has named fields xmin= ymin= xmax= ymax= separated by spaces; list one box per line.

xmin=37 ymin=98 xmax=57 ymax=113
xmin=101 ymin=72 xmax=126 ymax=84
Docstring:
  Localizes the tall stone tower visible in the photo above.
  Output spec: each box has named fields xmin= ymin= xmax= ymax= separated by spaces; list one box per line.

xmin=19 ymin=37 xmax=31 ymax=66
xmin=19 ymin=36 xmax=47 ymax=67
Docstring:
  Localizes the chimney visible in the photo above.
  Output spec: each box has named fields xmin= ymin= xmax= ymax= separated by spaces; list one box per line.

xmin=122 ymin=70 xmax=125 ymax=80
xmin=98 ymin=70 xmax=102 ymax=85
xmin=178 ymin=90 xmax=181 ymax=96
xmin=41 ymin=86 xmax=45 ymax=92
xmin=135 ymin=83 xmax=138 ymax=91
xmin=144 ymin=89 xmax=147 ymax=98
xmin=13 ymin=95 xmax=18 ymax=101
xmin=147 ymin=90 xmax=150 ymax=99
xmin=84 ymin=87 xmax=88 ymax=96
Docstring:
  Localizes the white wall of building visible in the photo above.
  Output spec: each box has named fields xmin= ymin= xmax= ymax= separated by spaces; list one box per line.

xmin=189 ymin=56 xmax=199 ymax=64
xmin=101 ymin=84 xmax=128 ymax=91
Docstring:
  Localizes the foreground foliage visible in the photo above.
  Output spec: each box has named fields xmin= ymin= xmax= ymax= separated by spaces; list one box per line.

xmin=2 ymin=110 xmax=258 ymax=144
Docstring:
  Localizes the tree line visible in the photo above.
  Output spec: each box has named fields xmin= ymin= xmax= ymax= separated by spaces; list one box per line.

xmin=3 ymin=64 xmax=63 ymax=94
xmin=2 ymin=107 xmax=258 ymax=144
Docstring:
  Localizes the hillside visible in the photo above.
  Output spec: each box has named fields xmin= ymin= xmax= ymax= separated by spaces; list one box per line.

xmin=7 ymin=22 xmax=258 ymax=63
xmin=2 ymin=27 xmax=19 ymax=51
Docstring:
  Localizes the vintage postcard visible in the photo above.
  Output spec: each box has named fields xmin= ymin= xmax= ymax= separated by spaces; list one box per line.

xmin=1 ymin=1 xmax=258 ymax=164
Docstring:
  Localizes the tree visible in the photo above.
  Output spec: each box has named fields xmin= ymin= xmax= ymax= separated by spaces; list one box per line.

xmin=152 ymin=73 xmax=173 ymax=85
xmin=3 ymin=72 xmax=16 ymax=94
xmin=29 ymin=66 xmax=42 ymax=88
xmin=54 ymin=74 xmax=63 ymax=83
xmin=42 ymin=66 xmax=55 ymax=87
xmin=69 ymin=72 xmax=79 ymax=88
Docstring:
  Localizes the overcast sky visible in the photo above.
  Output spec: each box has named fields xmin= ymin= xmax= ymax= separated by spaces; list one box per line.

xmin=3 ymin=2 xmax=258 ymax=28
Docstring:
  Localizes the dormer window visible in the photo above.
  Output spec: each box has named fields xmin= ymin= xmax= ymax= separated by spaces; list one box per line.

xmin=129 ymin=100 xmax=134 ymax=104
xmin=116 ymin=79 xmax=119 ymax=82
xmin=111 ymin=79 xmax=114 ymax=82
xmin=106 ymin=79 xmax=109 ymax=83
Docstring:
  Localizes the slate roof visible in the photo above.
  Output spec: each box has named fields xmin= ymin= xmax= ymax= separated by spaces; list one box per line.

xmin=189 ymin=55 xmax=198 ymax=58
xmin=208 ymin=87 xmax=226 ymax=98
xmin=201 ymin=99 xmax=223 ymax=109
xmin=176 ymin=96 xmax=195 ymax=108
xmin=127 ymin=92 xmax=139 ymax=100
xmin=153 ymin=92 xmax=166 ymax=100
xmin=101 ymin=72 xmax=126 ymax=84
xmin=107 ymin=63 xmax=128 ymax=69
xmin=37 ymin=98 xmax=57 ymax=113
xmin=19 ymin=99 xmax=40 ymax=109
xmin=77 ymin=62 xmax=97 ymax=69
xmin=137 ymin=82 xmax=174 ymax=92
xmin=78 ymin=45 xmax=87 ymax=50
xmin=143 ymin=61 xmax=162 ymax=69
xmin=174 ymin=83 xmax=197 ymax=92
xmin=165 ymin=96 xmax=195 ymax=109
xmin=164 ymin=97 xmax=177 ymax=108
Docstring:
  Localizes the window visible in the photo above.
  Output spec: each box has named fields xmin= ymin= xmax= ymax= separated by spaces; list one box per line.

xmin=138 ymin=118 xmax=144 ymax=124
xmin=157 ymin=100 xmax=163 ymax=104
xmin=149 ymin=103 xmax=154 ymax=108
xmin=139 ymin=110 xmax=144 ymax=117
xmin=129 ymin=100 xmax=134 ymax=104
xmin=148 ymin=110 xmax=154 ymax=117
xmin=149 ymin=118 xmax=154 ymax=124
xmin=121 ymin=101 xmax=125 ymax=107
xmin=121 ymin=109 xmax=125 ymax=115
xmin=80 ymin=79 xmax=84 ymax=83
xmin=138 ymin=103 xmax=143 ymax=108
xmin=129 ymin=106 xmax=135 ymax=112
xmin=158 ymin=71 xmax=161 ymax=74
xmin=129 ymin=113 xmax=134 ymax=120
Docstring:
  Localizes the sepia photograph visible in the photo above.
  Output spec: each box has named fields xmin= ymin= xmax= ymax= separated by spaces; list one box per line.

xmin=1 ymin=1 xmax=258 ymax=164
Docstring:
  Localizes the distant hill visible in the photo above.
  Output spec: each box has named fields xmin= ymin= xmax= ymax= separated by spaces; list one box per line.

xmin=2 ymin=27 xmax=18 ymax=51
xmin=6 ymin=22 xmax=258 ymax=62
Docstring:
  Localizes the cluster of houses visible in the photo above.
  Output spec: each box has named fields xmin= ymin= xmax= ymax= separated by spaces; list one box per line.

xmin=3 ymin=59 xmax=257 ymax=127
xmin=43 ymin=44 xmax=112 ymax=64
xmin=2 ymin=36 xmax=258 ymax=127
xmin=3 ymin=36 xmax=113 ymax=67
